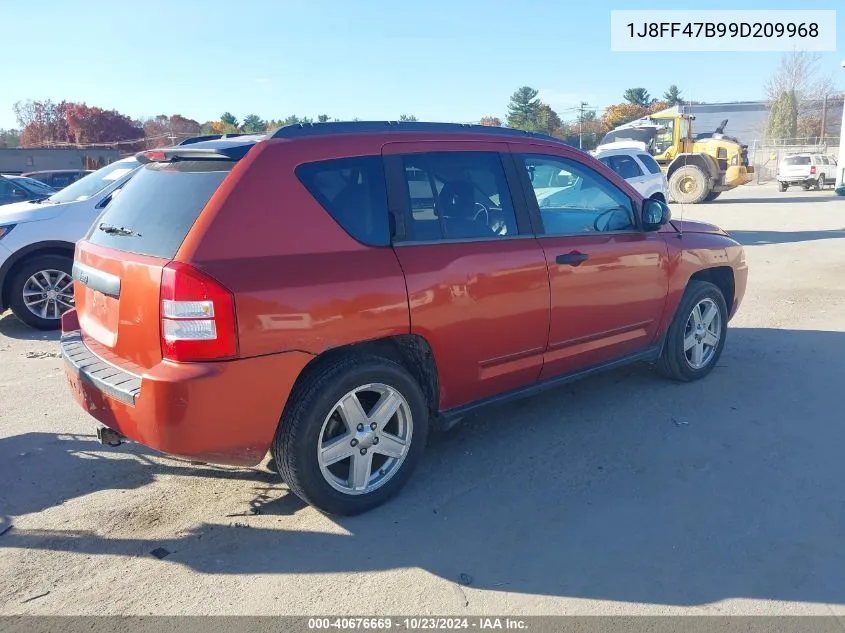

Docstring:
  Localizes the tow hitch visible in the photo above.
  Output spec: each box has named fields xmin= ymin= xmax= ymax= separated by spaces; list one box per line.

xmin=97 ymin=426 xmax=126 ymax=447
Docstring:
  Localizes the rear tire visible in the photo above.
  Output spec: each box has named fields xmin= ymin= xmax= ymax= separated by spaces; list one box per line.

xmin=669 ymin=166 xmax=710 ymax=204
xmin=7 ymin=254 xmax=74 ymax=330
xmin=656 ymin=280 xmax=728 ymax=383
xmin=778 ymin=182 xmax=788 ymax=192
xmin=273 ymin=355 xmax=429 ymax=515
xmin=703 ymin=191 xmax=721 ymax=202
xmin=815 ymin=175 xmax=824 ymax=191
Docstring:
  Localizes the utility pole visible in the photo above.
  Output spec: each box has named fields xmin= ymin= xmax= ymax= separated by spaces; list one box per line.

xmin=578 ymin=101 xmax=589 ymax=149
xmin=820 ymin=95 xmax=828 ymax=143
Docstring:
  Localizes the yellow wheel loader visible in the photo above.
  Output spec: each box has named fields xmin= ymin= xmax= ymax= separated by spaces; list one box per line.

xmin=597 ymin=108 xmax=753 ymax=203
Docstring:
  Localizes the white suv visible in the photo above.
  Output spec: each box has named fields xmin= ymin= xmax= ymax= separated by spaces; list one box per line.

xmin=0 ymin=157 xmax=140 ymax=329
xmin=593 ymin=148 xmax=669 ymax=202
xmin=777 ymin=153 xmax=837 ymax=192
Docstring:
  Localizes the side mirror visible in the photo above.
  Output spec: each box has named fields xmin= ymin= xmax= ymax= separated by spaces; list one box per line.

xmin=642 ymin=198 xmax=671 ymax=231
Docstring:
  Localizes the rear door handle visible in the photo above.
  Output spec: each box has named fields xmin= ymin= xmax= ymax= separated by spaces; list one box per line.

xmin=556 ymin=252 xmax=589 ymax=266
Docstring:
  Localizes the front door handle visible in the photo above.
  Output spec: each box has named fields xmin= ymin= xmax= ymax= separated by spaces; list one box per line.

xmin=556 ymin=251 xmax=589 ymax=266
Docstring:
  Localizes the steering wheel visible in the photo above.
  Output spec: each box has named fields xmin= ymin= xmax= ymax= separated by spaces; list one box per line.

xmin=473 ymin=202 xmax=490 ymax=225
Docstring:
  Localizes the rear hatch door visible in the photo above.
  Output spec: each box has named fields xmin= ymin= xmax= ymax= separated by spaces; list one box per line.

xmin=73 ymin=156 xmax=239 ymax=370
xmin=781 ymin=156 xmax=812 ymax=179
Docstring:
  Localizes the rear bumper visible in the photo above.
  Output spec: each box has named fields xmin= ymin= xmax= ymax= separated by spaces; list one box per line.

xmin=61 ymin=311 xmax=314 ymax=466
xmin=777 ymin=176 xmax=815 ymax=184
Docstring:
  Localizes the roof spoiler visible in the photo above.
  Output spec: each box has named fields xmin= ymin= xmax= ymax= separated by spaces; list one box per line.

xmin=176 ymin=133 xmax=250 ymax=146
xmin=135 ymin=145 xmax=252 ymax=164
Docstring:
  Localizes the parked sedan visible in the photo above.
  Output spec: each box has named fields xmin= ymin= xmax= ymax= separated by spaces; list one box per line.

xmin=0 ymin=174 xmax=58 ymax=206
xmin=593 ymin=148 xmax=668 ymax=202
xmin=22 ymin=169 xmax=93 ymax=190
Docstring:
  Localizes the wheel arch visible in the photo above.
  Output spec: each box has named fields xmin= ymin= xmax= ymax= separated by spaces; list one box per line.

xmin=0 ymin=241 xmax=76 ymax=311
xmin=688 ymin=266 xmax=735 ymax=315
xmin=288 ymin=334 xmax=440 ymax=418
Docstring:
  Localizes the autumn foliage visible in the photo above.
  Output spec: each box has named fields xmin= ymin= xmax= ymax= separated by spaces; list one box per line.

xmin=14 ymin=99 xmax=143 ymax=148
xmin=601 ymin=101 xmax=668 ymax=131
xmin=479 ymin=116 xmax=502 ymax=127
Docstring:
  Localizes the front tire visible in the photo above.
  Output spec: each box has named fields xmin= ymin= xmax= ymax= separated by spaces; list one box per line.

xmin=703 ymin=191 xmax=721 ymax=202
xmin=273 ymin=355 xmax=429 ymax=515
xmin=656 ymin=280 xmax=728 ymax=382
xmin=669 ymin=166 xmax=710 ymax=204
xmin=779 ymin=182 xmax=788 ymax=192
xmin=7 ymin=254 xmax=75 ymax=330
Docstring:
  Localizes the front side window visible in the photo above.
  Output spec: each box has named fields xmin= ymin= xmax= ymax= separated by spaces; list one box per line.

xmin=399 ymin=152 xmax=518 ymax=241
xmin=296 ymin=156 xmax=390 ymax=246
xmin=520 ymin=154 xmax=635 ymax=235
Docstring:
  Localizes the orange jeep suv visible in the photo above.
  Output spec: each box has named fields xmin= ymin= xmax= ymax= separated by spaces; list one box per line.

xmin=62 ymin=122 xmax=747 ymax=515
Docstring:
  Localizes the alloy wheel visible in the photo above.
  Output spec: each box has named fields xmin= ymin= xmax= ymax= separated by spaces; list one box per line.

xmin=22 ymin=269 xmax=74 ymax=321
xmin=317 ymin=383 xmax=413 ymax=496
xmin=683 ymin=298 xmax=722 ymax=370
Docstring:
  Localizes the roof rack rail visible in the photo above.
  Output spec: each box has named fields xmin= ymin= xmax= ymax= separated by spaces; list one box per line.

xmin=177 ymin=133 xmax=250 ymax=146
xmin=268 ymin=121 xmax=566 ymax=143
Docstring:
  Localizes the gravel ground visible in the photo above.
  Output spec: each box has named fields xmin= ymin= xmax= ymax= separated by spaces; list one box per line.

xmin=1 ymin=183 xmax=844 ymax=616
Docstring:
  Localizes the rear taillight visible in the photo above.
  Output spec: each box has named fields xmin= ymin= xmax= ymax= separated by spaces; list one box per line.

xmin=160 ymin=262 xmax=238 ymax=362
xmin=810 ymin=165 xmax=816 ymax=175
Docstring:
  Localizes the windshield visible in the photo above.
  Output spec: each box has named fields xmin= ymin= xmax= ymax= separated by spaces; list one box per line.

xmin=11 ymin=177 xmax=56 ymax=196
xmin=47 ymin=159 xmax=139 ymax=204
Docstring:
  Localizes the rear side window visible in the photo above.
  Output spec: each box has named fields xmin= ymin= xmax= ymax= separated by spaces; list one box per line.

xmin=86 ymin=160 xmax=234 ymax=259
xmin=637 ymin=153 xmax=663 ymax=174
xmin=296 ymin=156 xmax=390 ymax=247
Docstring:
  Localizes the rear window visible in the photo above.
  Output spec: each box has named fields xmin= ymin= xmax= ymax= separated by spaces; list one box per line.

xmin=86 ymin=160 xmax=234 ymax=259
xmin=637 ymin=153 xmax=663 ymax=174
xmin=783 ymin=156 xmax=811 ymax=166
xmin=296 ymin=156 xmax=390 ymax=246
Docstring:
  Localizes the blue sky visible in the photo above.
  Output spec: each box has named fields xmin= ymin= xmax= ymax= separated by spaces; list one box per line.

xmin=1 ymin=0 xmax=842 ymax=130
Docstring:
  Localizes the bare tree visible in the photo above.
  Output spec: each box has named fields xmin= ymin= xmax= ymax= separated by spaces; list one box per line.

xmin=765 ymin=51 xmax=836 ymax=141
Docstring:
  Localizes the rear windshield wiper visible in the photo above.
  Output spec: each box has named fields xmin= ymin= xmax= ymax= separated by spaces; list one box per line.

xmin=98 ymin=223 xmax=141 ymax=237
